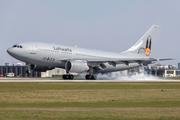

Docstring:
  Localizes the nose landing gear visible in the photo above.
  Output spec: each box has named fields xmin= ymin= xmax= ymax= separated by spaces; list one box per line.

xmin=26 ymin=69 xmax=31 ymax=74
xmin=26 ymin=63 xmax=31 ymax=74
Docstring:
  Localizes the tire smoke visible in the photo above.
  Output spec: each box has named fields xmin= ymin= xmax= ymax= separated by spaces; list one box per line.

xmin=97 ymin=71 xmax=160 ymax=80
xmin=78 ymin=69 xmax=161 ymax=80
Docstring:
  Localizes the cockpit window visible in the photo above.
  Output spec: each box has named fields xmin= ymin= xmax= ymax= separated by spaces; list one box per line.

xmin=13 ymin=45 xmax=17 ymax=48
xmin=12 ymin=45 xmax=23 ymax=48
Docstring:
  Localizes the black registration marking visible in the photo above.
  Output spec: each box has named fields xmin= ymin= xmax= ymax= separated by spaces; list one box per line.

xmin=43 ymin=57 xmax=55 ymax=62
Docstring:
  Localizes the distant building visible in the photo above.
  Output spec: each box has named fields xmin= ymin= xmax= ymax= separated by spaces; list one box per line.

xmin=0 ymin=65 xmax=41 ymax=77
xmin=41 ymin=68 xmax=77 ymax=77
xmin=5 ymin=63 xmax=10 ymax=66
xmin=144 ymin=64 xmax=180 ymax=77
xmin=178 ymin=63 xmax=180 ymax=69
xmin=177 ymin=63 xmax=180 ymax=76
xmin=16 ymin=63 xmax=23 ymax=66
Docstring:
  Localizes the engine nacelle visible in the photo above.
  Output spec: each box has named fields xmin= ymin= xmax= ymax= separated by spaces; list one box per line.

xmin=29 ymin=64 xmax=54 ymax=72
xmin=65 ymin=60 xmax=89 ymax=73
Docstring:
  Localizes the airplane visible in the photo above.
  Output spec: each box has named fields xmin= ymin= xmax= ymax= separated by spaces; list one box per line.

xmin=7 ymin=25 xmax=171 ymax=80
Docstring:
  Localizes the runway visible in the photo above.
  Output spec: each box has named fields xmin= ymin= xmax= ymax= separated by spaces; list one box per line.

xmin=0 ymin=78 xmax=180 ymax=82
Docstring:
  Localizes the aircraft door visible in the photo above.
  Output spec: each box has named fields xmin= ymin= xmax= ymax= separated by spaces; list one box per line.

xmin=30 ymin=44 xmax=37 ymax=54
xmin=72 ymin=51 xmax=75 ymax=58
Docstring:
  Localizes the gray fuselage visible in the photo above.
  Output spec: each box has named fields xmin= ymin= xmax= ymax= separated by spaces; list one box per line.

xmin=7 ymin=42 xmax=144 ymax=73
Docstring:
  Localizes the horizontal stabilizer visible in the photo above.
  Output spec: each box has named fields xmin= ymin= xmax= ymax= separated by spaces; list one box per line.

xmin=159 ymin=58 xmax=175 ymax=61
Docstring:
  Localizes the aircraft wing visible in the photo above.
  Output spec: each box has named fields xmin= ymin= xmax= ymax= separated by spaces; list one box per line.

xmin=59 ymin=57 xmax=174 ymax=69
xmin=86 ymin=58 xmax=174 ymax=68
xmin=86 ymin=58 xmax=158 ymax=67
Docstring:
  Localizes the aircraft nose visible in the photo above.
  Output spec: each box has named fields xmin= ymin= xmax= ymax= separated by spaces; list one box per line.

xmin=7 ymin=48 xmax=12 ymax=55
xmin=7 ymin=48 xmax=15 ymax=56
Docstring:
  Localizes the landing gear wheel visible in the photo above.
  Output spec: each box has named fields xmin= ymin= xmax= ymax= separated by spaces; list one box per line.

xmin=69 ymin=75 xmax=74 ymax=79
xmin=85 ymin=75 xmax=97 ymax=80
xmin=85 ymin=75 xmax=91 ymax=79
xmin=63 ymin=75 xmax=74 ymax=80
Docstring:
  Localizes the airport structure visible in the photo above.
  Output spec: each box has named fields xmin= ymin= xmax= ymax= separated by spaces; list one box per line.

xmin=144 ymin=64 xmax=180 ymax=77
xmin=0 ymin=64 xmax=41 ymax=77
xmin=41 ymin=68 xmax=66 ymax=77
xmin=1 ymin=62 xmax=180 ymax=78
xmin=0 ymin=63 xmax=71 ymax=78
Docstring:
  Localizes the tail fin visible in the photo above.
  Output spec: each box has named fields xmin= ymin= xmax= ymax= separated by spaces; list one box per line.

xmin=123 ymin=25 xmax=162 ymax=56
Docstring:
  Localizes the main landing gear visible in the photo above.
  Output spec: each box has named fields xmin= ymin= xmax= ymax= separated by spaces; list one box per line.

xmin=62 ymin=74 xmax=74 ymax=79
xmin=62 ymin=68 xmax=97 ymax=80
xmin=85 ymin=68 xmax=97 ymax=80
xmin=85 ymin=75 xmax=97 ymax=80
xmin=63 ymin=70 xmax=74 ymax=79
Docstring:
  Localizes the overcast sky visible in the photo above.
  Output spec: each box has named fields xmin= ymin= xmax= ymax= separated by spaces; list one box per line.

xmin=0 ymin=0 xmax=179 ymax=65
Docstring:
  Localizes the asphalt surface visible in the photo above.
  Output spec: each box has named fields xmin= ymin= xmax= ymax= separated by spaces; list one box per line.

xmin=0 ymin=78 xmax=180 ymax=82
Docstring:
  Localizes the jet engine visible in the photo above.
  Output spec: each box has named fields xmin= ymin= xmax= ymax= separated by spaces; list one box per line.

xmin=65 ymin=60 xmax=89 ymax=73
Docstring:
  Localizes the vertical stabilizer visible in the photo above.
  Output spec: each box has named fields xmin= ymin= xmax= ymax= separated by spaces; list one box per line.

xmin=123 ymin=25 xmax=162 ymax=57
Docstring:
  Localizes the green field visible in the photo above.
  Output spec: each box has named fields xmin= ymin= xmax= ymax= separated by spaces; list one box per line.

xmin=0 ymin=82 xmax=180 ymax=120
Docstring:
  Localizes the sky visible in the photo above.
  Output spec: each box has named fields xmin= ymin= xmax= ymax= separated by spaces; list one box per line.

xmin=0 ymin=0 xmax=179 ymax=65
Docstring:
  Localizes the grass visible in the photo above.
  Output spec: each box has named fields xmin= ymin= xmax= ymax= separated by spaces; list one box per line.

xmin=0 ymin=82 xmax=180 ymax=120
xmin=166 ymin=76 xmax=180 ymax=80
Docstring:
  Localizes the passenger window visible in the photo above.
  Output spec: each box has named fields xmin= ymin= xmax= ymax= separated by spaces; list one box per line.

xmin=20 ymin=46 xmax=23 ymax=48
xmin=17 ymin=46 xmax=20 ymax=48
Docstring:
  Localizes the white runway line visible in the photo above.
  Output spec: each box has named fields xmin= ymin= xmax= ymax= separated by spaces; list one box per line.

xmin=0 ymin=78 xmax=180 ymax=82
